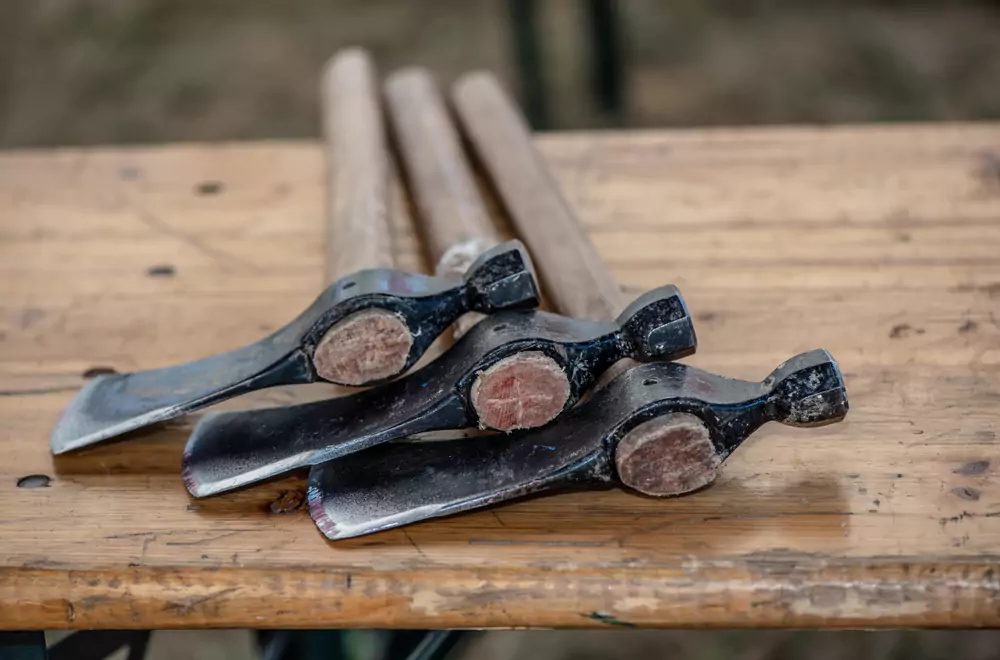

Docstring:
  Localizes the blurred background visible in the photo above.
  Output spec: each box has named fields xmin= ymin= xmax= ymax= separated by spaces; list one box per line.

xmin=44 ymin=628 xmax=1000 ymax=660
xmin=3 ymin=0 xmax=1000 ymax=148
xmin=11 ymin=1 xmax=1000 ymax=658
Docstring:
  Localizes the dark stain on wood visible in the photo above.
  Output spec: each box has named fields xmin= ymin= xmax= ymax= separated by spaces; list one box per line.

xmin=952 ymin=486 xmax=981 ymax=501
xmin=16 ymin=474 xmax=51 ymax=488
xmin=146 ymin=264 xmax=176 ymax=277
xmin=958 ymin=319 xmax=978 ymax=333
xmin=195 ymin=181 xmax=224 ymax=196
xmin=83 ymin=366 xmax=117 ymax=378
xmin=889 ymin=323 xmax=925 ymax=339
xmin=939 ymin=511 xmax=982 ymax=526
xmin=119 ymin=166 xmax=141 ymax=181
xmin=269 ymin=490 xmax=305 ymax=514
xmin=976 ymin=151 xmax=1000 ymax=190
xmin=78 ymin=595 xmax=114 ymax=611
xmin=954 ymin=460 xmax=990 ymax=476
xmin=951 ymin=282 xmax=1000 ymax=297
xmin=20 ymin=308 xmax=45 ymax=330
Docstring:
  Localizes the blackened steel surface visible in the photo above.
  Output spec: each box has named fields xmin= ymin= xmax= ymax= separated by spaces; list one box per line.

xmin=307 ymin=349 xmax=848 ymax=539
xmin=50 ymin=241 xmax=538 ymax=454
xmin=182 ymin=284 xmax=696 ymax=497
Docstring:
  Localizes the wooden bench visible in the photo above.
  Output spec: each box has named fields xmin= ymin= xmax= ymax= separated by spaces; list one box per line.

xmin=2 ymin=123 xmax=998 ymax=629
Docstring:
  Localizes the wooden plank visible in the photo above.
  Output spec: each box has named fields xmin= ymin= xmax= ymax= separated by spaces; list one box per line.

xmin=1 ymin=123 xmax=1000 ymax=629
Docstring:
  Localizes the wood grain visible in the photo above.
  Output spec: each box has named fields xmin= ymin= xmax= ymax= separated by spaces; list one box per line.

xmin=384 ymin=67 xmax=500 ymax=277
xmin=384 ymin=66 xmax=500 ymax=342
xmin=2 ymin=123 xmax=1000 ymax=629
xmin=452 ymin=72 xmax=624 ymax=321
xmin=321 ymin=49 xmax=393 ymax=281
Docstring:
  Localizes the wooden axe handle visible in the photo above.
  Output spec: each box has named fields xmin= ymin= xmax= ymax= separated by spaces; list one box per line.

xmin=385 ymin=67 xmax=501 ymax=278
xmin=315 ymin=50 xmax=407 ymax=386
xmin=451 ymin=72 xmax=624 ymax=322
xmin=387 ymin=68 xmax=569 ymax=428
xmin=321 ymin=49 xmax=394 ymax=282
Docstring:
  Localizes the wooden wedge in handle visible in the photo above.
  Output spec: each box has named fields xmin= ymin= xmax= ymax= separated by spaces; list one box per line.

xmin=451 ymin=71 xmax=624 ymax=322
xmin=314 ymin=49 xmax=409 ymax=385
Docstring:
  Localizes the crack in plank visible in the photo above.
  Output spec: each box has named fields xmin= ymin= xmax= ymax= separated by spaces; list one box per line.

xmin=129 ymin=199 xmax=255 ymax=271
